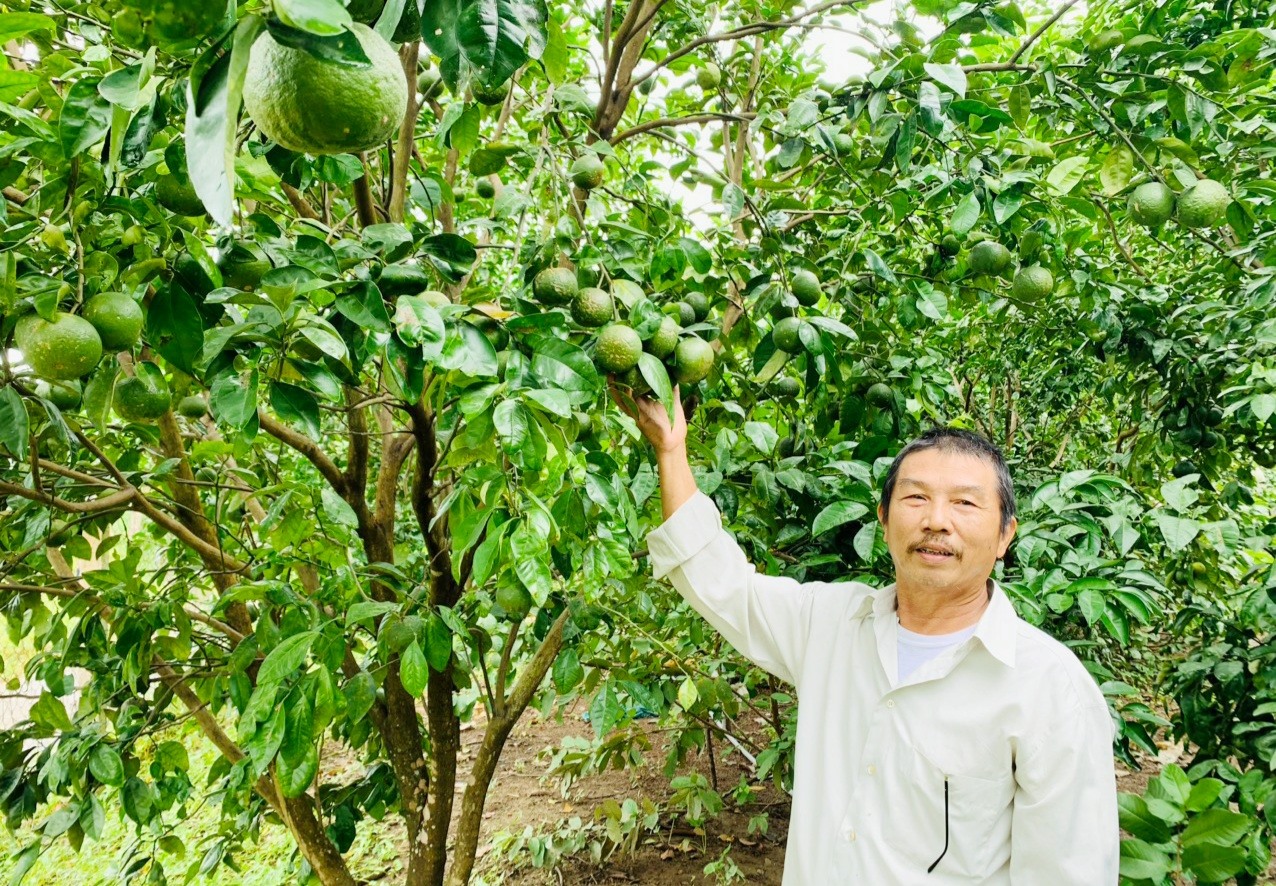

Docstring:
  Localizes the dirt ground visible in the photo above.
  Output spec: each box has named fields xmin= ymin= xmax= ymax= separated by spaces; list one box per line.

xmin=409 ymin=698 xmax=1193 ymax=885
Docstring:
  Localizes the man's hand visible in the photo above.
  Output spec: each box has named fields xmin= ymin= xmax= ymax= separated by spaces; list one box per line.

xmin=608 ymin=381 xmax=698 ymax=518
xmin=608 ymin=382 xmax=689 ymax=455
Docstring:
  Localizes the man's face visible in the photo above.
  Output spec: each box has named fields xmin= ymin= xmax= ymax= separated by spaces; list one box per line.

xmin=877 ymin=448 xmax=1017 ymax=596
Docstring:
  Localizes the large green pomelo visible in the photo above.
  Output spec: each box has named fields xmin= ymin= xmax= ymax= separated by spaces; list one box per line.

xmin=15 ymin=313 xmax=103 ymax=380
xmin=1176 ymin=179 xmax=1231 ymax=229
xmin=84 ymin=292 xmax=145 ymax=351
xmin=243 ymin=23 xmax=409 ymax=155
xmin=1127 ymin=182 xmax=1175 ymax=227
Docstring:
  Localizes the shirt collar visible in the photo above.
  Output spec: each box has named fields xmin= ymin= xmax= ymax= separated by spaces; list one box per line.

xmin=852 ymin=580 xmax=1019 ymax=668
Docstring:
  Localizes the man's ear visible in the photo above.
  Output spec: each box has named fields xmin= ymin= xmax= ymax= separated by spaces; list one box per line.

xmin=877 ymin=502 xmax=887 ymax=526
xmin=997 ymin=516 xmax=1018 ymax=558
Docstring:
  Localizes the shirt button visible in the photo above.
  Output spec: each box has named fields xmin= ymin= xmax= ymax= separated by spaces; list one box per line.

xmin=867 ymin=765 xmax=876 ymax=776
xmin=845 ymin=829 xmax=857 ymax=842
xmin=885 ymin=699 xmax=895 ymax=708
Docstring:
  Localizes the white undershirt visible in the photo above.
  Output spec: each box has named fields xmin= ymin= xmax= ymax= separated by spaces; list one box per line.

xmin=897 ymin=621 xmax=977 ymax=682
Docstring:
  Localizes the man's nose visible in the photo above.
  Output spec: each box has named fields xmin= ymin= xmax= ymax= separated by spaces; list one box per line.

xmin=921 ymin=501 xmax=954 ymax=532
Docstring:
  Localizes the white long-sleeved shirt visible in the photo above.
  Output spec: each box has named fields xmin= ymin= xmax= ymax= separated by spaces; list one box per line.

xmin=646 ymin=492 xmax=1119 ymax=885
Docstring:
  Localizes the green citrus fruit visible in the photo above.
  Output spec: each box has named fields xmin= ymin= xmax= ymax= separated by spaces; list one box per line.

xmin=177 ymin=394 xmax=207 ymax=418
xmin=772 ymin=316 xmax=805 ymax=352
xmin=1171 ymin=460 xmax=1199 ymax=478
xmin=114 ymin=372 xmax=172 ymax=422
xmin=32 ymin=378 xmax=82 ymax=410
xmin=647 ymin=316 xmax=680 ymax=359
xmin=1176 ymin=179 xmax=1231 ymax=228
xmin=772 ymin=376 xmax=801 ymax=398
xmin=243 ymin=23 xmax=409 ymax=155
xmin=475 ymin=178 xmax=496 ymax=199
xmin=1127 ymin=182 xmax=1175 ymax=226
xmin=696 ymin=62 xmax=721 ymax=90
xmin=417 ymin=67 xmax=444 ymax=100
xmin=495 ymin=583 xmax=533 ymax=620
xmin=155 ymin=175 xmax=206 ymax=217
xmin=969 ymin=241 xmax=1012 ymax=275
xmin=791 ymin=269 xmax=822 ymax=306
xmin=15 ymin=312 xmax=103 ymax=380
xmin=1089 ymin=29 xmax=1124 ymax=51
xmin=594 ymin=323 xmax=643 ymax=373
xmin=532 ymin=266 xmax=578 ymax=306
xmin=670 ymin=302 xmax=696 ymax=326
xmin=571 ymin=287 xmax=614 ymax=327
xmin=674 ymin=336 xmax=714 ymax=386
xmin=218 ymin=243 xmax=272 ymax=291
xmin=569 ymin=154 xmax=605 ymax=190
xmin=419 ymin=289 xmax=451 ymax=307
xmin=1011 ymin=265 xmax=1054 ymax=302
xmin=866 ymin=382 xmax=893 ymax=408
xmin=939 ymin=234 xmax=961 ymax=256
xmin=472 ymin=79 xmax=510 ymax=106
xmin=83 ymin=292 xmax=144 ymax=351
xmin=684 ymin=292 xmax=710 ymax=323
xmin=833 ymin=132 xmax=854 ymax=155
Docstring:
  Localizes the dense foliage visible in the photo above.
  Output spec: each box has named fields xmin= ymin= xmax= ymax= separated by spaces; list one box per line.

xmin=0 ymin=0 xmax=1275 ymax=883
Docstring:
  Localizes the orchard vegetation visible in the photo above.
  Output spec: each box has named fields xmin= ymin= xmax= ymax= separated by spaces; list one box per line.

xmin=1 ymin=0 xmax=1276 ymax=883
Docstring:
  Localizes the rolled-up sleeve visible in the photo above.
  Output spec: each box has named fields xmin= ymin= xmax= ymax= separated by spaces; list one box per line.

xmin=647 ymin=491 xmax=814 ymax=685
xmin=1009 ymin=685 xmax=1119 ymax=883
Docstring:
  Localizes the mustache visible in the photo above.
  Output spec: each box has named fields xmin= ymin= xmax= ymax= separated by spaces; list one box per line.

xmin=909 ymin=539 xmax=959 ymax=557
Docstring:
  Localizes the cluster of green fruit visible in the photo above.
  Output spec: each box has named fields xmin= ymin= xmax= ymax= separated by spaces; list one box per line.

xmin=962 ymin=239 xmax=1055 ymax=303
xmin=1163 ymin=395 xmax=1226 ymax=450
xmin=767 ymin=269 xmax=824 ymax=354
xmin=11 ymin=294 xmax=206 ymax=423
xmin=1126 ymin=178 xmax=1231 ymax=230
xmin=529 ymin=266 xmax=716 ymax=389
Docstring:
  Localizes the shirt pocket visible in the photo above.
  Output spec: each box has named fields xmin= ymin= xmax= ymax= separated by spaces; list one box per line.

xmin=881 ymin=743 xmax=1014 ymax=878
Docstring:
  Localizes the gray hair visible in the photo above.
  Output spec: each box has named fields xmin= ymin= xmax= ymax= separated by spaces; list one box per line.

xmin=879 ymin=428 xmax=1016 ymax=533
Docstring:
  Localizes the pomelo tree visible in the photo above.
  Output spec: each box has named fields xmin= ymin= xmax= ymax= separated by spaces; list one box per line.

xmin=1 ymin=0 xmax=1275 ymax=884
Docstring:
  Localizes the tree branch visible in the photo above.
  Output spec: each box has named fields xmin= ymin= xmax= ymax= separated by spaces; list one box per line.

xmin=0 ymin=480 xmax=134 ymax=514
xmin=281 ymin=183 xmax=321 ymax=220
xmin=1007 ymin=0 xmax=1083 ymax=65
xmin=389 ymin=41 xmax=420 ymax=223
xmin=612 ymin=112 xmax=757 ymax=145
xmin=259 ymin=409 xmax=348 ymax=496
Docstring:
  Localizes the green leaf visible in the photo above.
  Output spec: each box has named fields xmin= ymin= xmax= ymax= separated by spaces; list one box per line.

xmin=494 ymin=399 xmax=533 ymax=454
xmin=0 ymin=387 xmax=28 ymax=459
xmin=1100 ymin=146 xmax=1134 ymax=197
xmin=59 ymin=78 xmax=111 ymax=159
xmin=923 ymin=62 xmax=967 ymax=98
xmin=541 ymin=16 xmax=567 ymax=84
xmin=637 ymin=353 xmax=673 ymax=420
xmin=1118 ymin=793 xmax=1173 ymax=843
xmin=862 ymin=248 xmax=897 ymax=283
xmin=441 ymin=322 xmax=499 ymax=377
xmin=743 ymin=421 xmax=779 ymax=455
xmin=950 ymin=191 xmax=980 ymax=234
xmin=1118 ymin=837 xmax=1172 ymax=881
xmin=343 ymin=671 xmax=377 ymax=724
xmin=1181 ymin=808 xmax=1252 ymax=848
xmin=1153 ymin=511 xmax=1200 ymax=553
xmin=210 ymin=371 xmax=259 ymax=430
xmin=270 ymin=382 xmax=321 ymax=439
xmin=552 ymin=647 xmax=584 ymax=693
xmin=0 ymin=12 xmax=55 ymax=44
xmin=30 ymin=691 xmax=72 ymax=732
xmin=527 ymin=333 xmax=600 ymax=394
xmin=274 ymin=0 xmax=352 ymax=35
xmin=813 ymin=501 xmax=870 ymax=536
xmin=1076 ymin=588 xmax=1105 ymax=624
xmin=257 ymin=631 xmax=318 ymax=685
xmin=1045 ymin=156 xmax=1088 ymax=195
xmin=145 ymin=284 xmax=205 ymax=376
xmin=589 ymin=683 xmax=624 ymax=737
xmin=424 ymin=615 xmax=452 ymax=672
xmin=392 ymin=295 xmax=446 ymax=357
xmin=0 ymin=70 xmax=39 ymax=103
xmin=677 ymin=677 xmax=698 ymax=710
xmin=276 ymin=743 xmax=318 ymax=798
xmin=89 ymin=745 xmax=125 ymax=787
xmin=399 ymin=640 xmax=428 ymax=696
xmin=420 ymin=233 xmax=477 ymax=282
xmin=422 ymin=0 xmax=548 ymax=90
xmin=345 ymin=601 xmax=399 ymax=626
xmin=1008 ymin=84 xmax=1030 ymax=129
xmin=1181 ymin=842 xmax=1248 ymax=882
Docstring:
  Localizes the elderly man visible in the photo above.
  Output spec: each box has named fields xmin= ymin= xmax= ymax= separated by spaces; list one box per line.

xmin=617 ymin=389 xmax=1118 ymax=884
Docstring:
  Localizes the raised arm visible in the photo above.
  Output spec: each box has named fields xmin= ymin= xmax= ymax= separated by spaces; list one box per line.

xmin=612 ymin=385 xmax=819 ymax=685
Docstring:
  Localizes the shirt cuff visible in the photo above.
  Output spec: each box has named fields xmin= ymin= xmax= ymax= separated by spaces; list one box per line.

xmin=646 ymin=491 xmax=722 ymax=579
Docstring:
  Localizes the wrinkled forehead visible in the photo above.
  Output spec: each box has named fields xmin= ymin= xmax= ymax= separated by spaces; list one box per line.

xmin=892 ymin=449 xmax=1000 ymax=496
